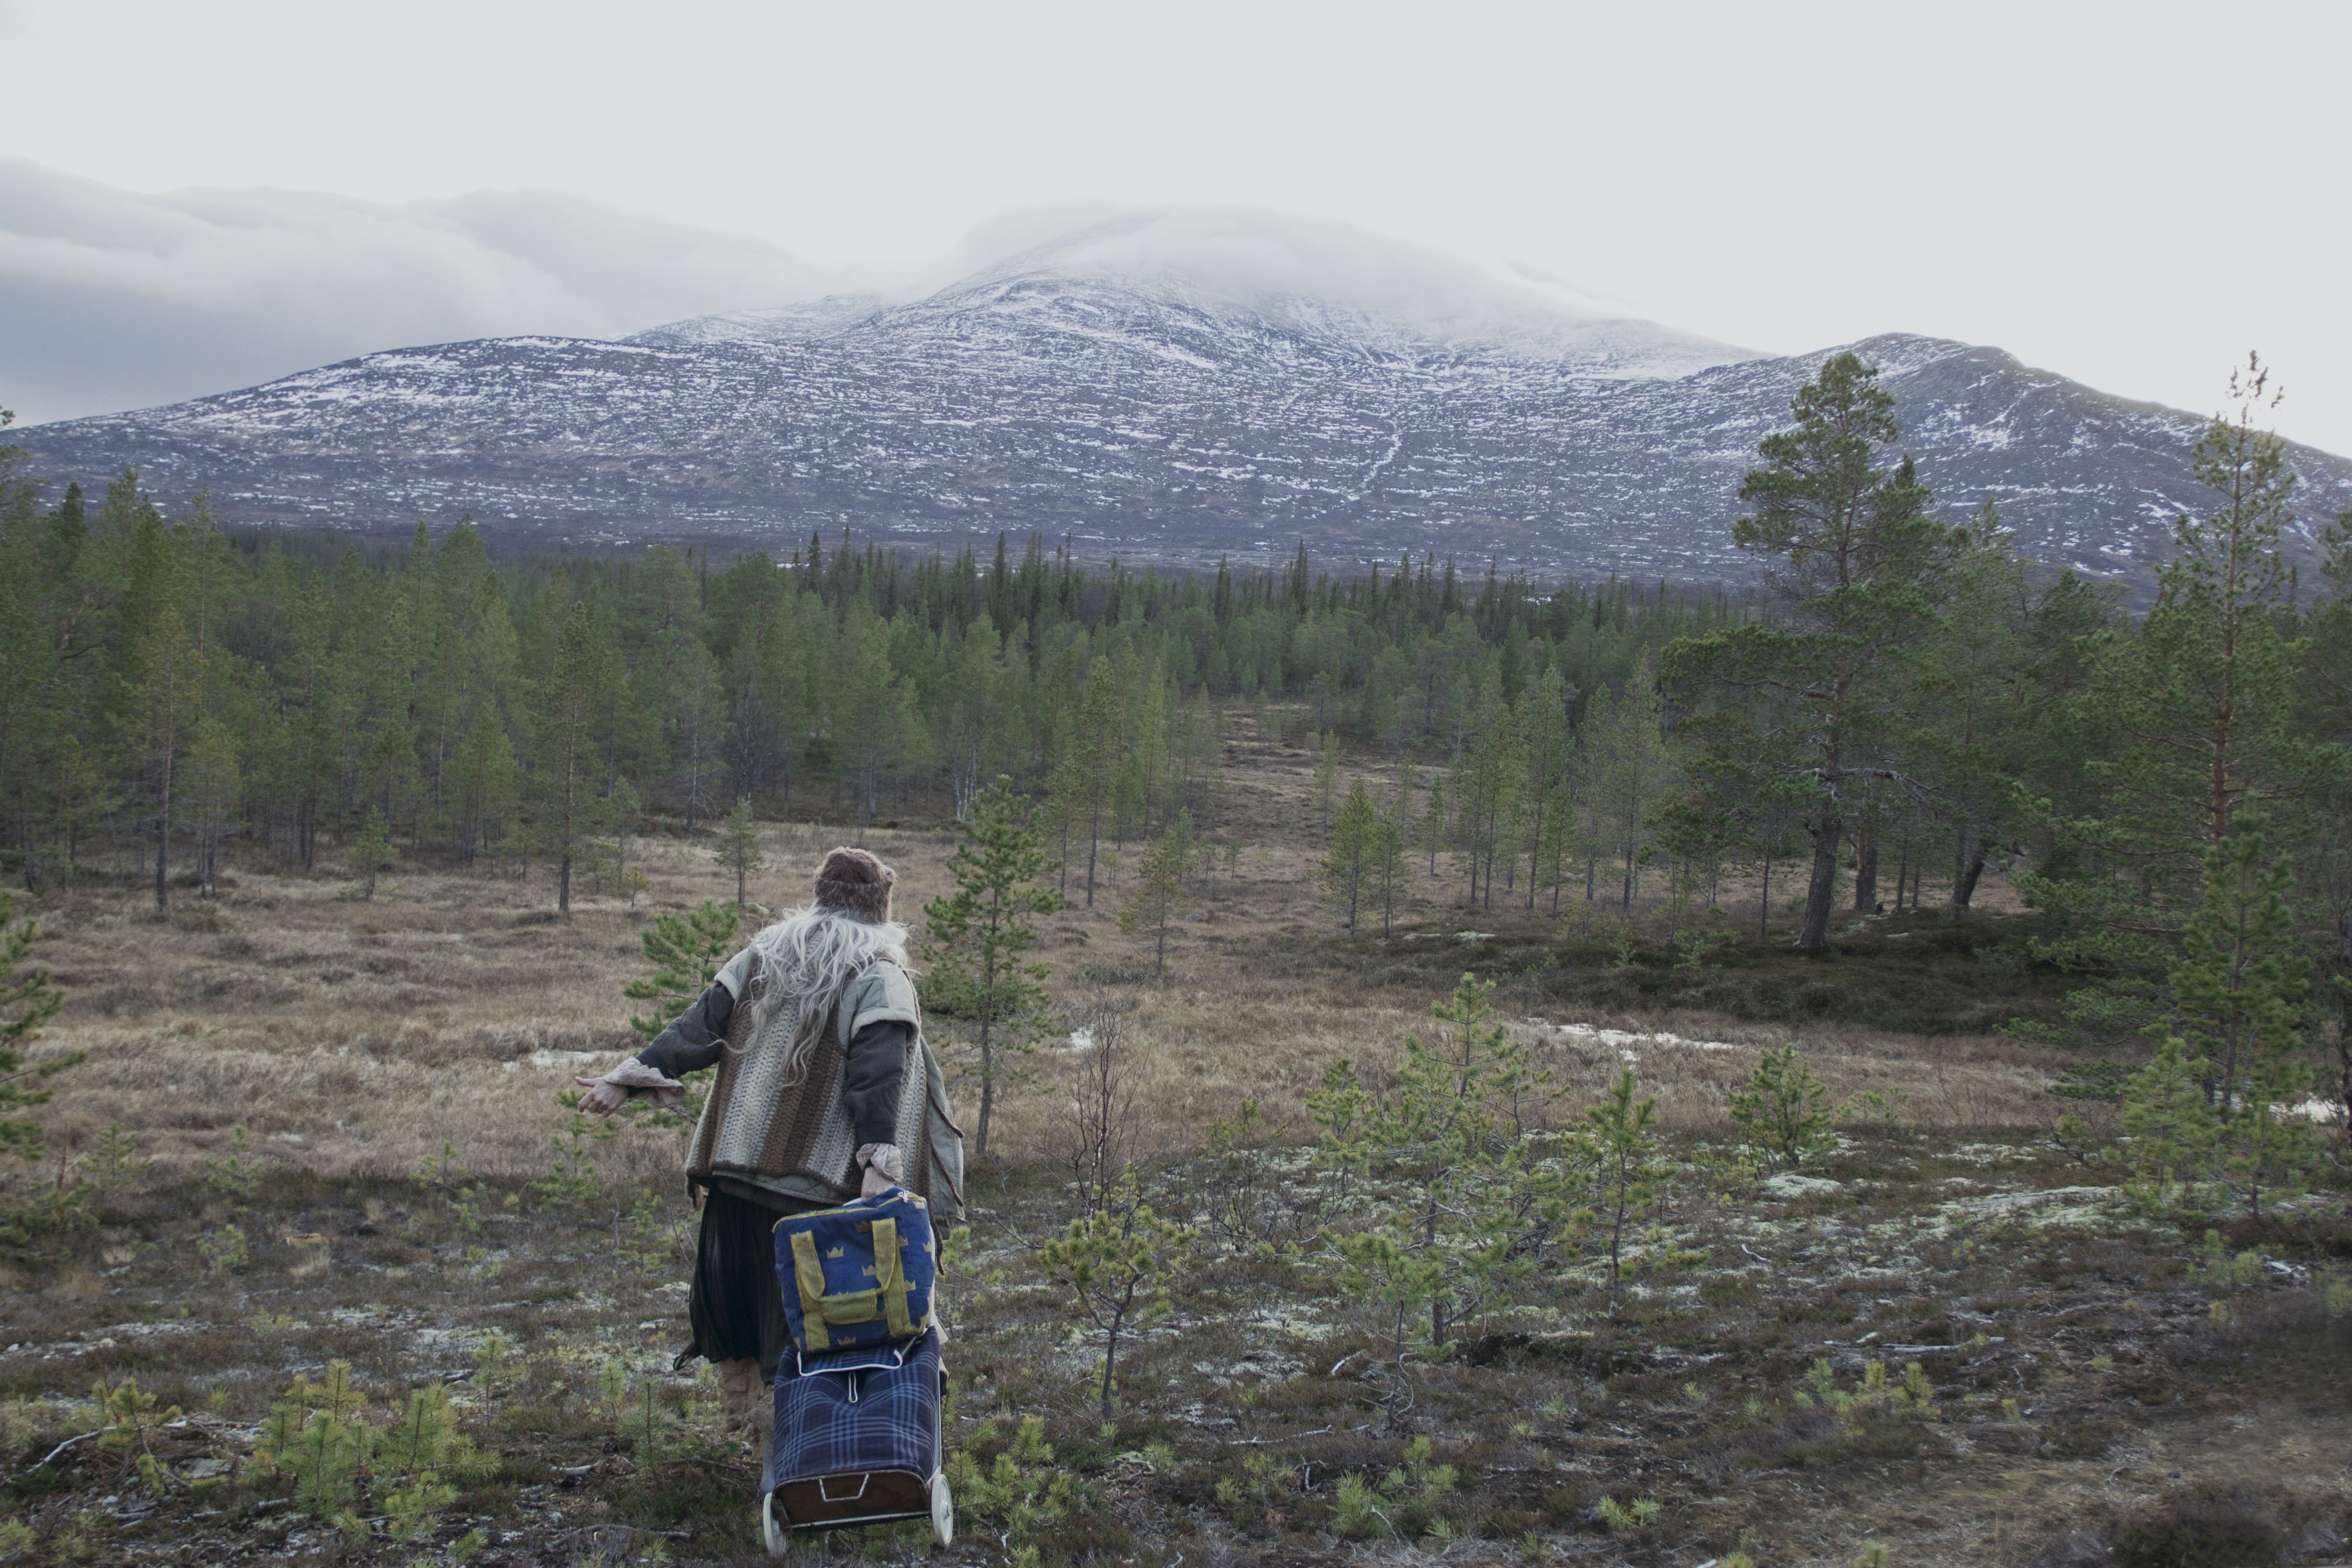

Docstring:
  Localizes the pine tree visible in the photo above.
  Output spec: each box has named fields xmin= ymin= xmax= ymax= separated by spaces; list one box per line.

xmin=1585 ymin=1066 xmax=1662 ymax=1315
xmin=1322 ymin=778 xmax=1377 ymax=934
xmin=1665 ymin=353 xmax=1957 ymax=954
xmin=348 ymin=808 xmax=396 ymax=900
xmin=1310 ymin=973 xmax=1578 ymax=1350
xmin=128 ymin=604 xmax=203 ymax=915
xmin=184 ymin=714 xmax=240 ymax=899
xmin=920 ymin=777 xmax=1063 ymax=1159
xmin=2170 ymin=814 xmax=2316 ymax=1217
xmin=1038 ymin=1175 xmax=1195 ymax=1420
xmin=1421 ymin=773 xmax=1448 ymax=875
xmin=1515 ymin=668 xmax=1575 ymax=911
xmin=0 ymin=886 xmax=73 ymax=1161
xmin=1072 ymin=659 xmax=1124 ymax=907
xmin=2120 ymin=1035 xmax=2217 ymax=1215
xmin=1314 ymin=732 xmax=1342 ymax=831
xmin=711 ymin=797 xmax=765 ymax=911
xmin=1368 ymin=793 xmax=1409 ymax=937
xmin=1585 ymin=662 xmax=1675 ymax=910
xmin=1120 ymin=814 xmax=1194 ymax=978
xmin=624 ymin=901 xmax=741 ymax=1040
xmin=527 ymin=600 xmax=611 ymax=914
xmin=2033 ymin=358 xmax=2314 ymax=1038
xmin=1453 ymin=678 xmax=1522 ymax=908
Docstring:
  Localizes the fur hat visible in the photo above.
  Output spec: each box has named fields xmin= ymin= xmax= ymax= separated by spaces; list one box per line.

xmin=813 ymin=847 xmax=894 ymax=924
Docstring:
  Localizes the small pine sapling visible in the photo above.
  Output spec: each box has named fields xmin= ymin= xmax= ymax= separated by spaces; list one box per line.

xmin=943 ymin=1415 xmax=1082 ymax=1560
xmin=252 ymin=1360 xmax=369 ymax=1522
xmin=624 ymin=900 xmax=740 ymax=1042
xmin=1585 ymin=1067 xmax=1662 ymax=1313
xmin=1038 ymin=1173 xmax=1196 ymax=1420
xmin=1314 ymin=972 xmax=1583 ymax=1360
xmin=93 ymin=1375 xmax=182 ymax=1494
xmin=1727 ymin=1044 xmax=1836 ymax=1171
xmin=2119 ymin=1035 xmax=2217 ymax=1215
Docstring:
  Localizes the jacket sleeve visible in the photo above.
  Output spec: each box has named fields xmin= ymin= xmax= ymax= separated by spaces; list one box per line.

xmin=840 ymin=1019 xmax=911 ymax=1149
xmin=635 ymin=980 xmax=736 ymax=1078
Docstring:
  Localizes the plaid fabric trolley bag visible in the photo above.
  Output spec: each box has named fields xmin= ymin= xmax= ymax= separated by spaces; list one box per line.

xmin=760 ymin=1190 xmax=953 ymax=1551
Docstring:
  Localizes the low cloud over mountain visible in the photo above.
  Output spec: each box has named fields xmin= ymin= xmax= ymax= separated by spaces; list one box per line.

xmin=0 ymin=156 xmax=843 ymax=423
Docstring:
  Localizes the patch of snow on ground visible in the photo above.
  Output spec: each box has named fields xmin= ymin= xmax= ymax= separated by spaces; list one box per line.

xmin=1535 ymin=1020 xmax=1743 ymax=1058
xmin=1762 ymin=1172 xmax=1842 ymax=1198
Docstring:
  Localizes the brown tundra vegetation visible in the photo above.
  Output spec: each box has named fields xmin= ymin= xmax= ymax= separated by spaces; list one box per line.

xmin=2 ymin=724 xmax=2348 ymax=1568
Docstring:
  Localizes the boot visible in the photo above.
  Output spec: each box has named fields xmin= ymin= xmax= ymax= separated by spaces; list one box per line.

xmin=716 ymin=1357 xmax=769 ymax=1457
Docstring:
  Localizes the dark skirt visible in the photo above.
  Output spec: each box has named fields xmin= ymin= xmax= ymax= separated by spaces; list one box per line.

xmin=687 ymin=1186 xmax=822 ymax=1380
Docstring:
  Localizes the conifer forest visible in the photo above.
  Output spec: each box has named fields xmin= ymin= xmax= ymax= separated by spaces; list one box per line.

xmin=3 ymin=354 xmax=2351 ymax=1567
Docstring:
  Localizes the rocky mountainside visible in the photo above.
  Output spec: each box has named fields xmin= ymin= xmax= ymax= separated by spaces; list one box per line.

xmin=19 ymin=211 xmax=2349 ymax=591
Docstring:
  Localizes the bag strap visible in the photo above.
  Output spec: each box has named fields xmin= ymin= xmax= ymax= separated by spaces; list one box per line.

xmin=788 ymin=1229 xmax=836 ymax=1351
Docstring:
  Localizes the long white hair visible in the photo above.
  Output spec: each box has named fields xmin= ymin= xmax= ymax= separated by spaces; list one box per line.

xmin=737 ymin=904 xmax=910 ymax=1084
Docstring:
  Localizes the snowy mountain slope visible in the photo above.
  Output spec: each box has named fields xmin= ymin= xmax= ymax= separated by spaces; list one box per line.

xmin=18 ymin=217 xmax=2350 ymax=591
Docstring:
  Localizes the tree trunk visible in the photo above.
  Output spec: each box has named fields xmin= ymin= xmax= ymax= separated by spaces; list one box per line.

xmin=1948 ymin=827 xmax=1985 ymax=920
xmin=1893 ymin=838 xmax=1909 ymax=911
xmin=558 ymin=851 xmax=572 ymax=914
xmin=153 ymin=753 xmax=173 ymax=917
xmin=1085 ymin=806 xmax=1101 ymax=907
xmin=1796 ymin=811 xmax=1842 ymax=954
xmin=1099 ymin=1317 xmax=1120 ymax=1421
xmin=1758 ymin=852 xmax=1772 ymax=940
xmin=975 ymin=1025 xmax=994 ymax=1162
xmin=1852 ymin=823 xmax=1878 ymax=911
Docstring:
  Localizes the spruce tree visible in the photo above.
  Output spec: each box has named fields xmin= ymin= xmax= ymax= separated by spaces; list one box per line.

xmin=920 ymin=777 xmax=1063 ymax=1159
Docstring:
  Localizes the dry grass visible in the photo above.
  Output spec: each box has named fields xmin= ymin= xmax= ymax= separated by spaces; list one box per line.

xmin=3 ymin=733 xmax=2348 ymax=1567
xmin=24 ymin=720 xmax=2056 ymax=1188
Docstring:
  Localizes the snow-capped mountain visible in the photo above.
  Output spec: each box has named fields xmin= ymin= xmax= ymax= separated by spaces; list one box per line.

xmin=18 ymin=209 xmax=2350 ymax=591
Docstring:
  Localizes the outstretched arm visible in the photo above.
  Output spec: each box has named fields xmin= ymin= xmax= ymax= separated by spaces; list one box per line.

xmin=577 ymin=980 xmax=736 ymax=1114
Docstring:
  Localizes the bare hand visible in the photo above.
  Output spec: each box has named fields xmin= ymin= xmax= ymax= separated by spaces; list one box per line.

xmin=574 ymin=1076 xmax=628 ymax=1116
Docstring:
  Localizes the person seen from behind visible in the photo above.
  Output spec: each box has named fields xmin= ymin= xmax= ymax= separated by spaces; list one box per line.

xmin=576 ymin=846 xmax=956 ymax=1453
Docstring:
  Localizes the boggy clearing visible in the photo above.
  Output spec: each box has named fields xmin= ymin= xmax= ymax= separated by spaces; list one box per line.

xmin=3 ymin=730 xmax=2348 ymax=1568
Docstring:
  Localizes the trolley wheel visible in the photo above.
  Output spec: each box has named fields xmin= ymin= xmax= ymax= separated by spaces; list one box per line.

xmin=761 ymin=1489 xmax=789 ymax=1557
xmin=931 ymin=1471 xmax=955 ymax=1546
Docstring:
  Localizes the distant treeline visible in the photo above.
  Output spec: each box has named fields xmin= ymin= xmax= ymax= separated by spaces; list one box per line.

xmin=0 ymin=432 xmax=1729 ymax=911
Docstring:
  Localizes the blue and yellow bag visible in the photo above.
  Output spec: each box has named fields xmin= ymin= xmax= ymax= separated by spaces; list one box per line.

xmin=772 ymin=1188 xmax=937 ymax=1373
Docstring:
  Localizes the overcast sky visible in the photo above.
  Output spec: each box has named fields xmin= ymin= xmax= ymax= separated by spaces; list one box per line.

xmin=5 ymin=0 xmax=2349 ymax=454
